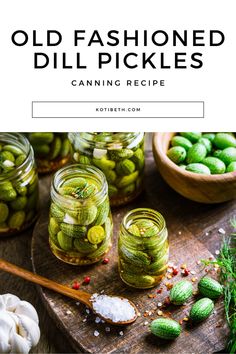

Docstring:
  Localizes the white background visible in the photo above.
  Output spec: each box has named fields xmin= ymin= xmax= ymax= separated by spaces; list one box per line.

xmin=0 ymin=0 xmax=235 ymax=131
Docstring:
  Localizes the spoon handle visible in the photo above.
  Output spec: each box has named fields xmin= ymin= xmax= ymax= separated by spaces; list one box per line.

xmin=0 ymin=258 xmax=92 ymax=307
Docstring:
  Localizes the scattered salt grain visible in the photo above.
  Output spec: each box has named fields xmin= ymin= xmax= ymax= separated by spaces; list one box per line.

xmin=144 ymin=321 xmax=149 ymax=326
xmin=190 ymin=270 xmax=196 ymax=275
xmin=119 ymin=331 xmax=124 ymax=336
xmin=82 ymin=318 xmax=87 ymax=323
xmin=86 ymin=309 xmax=90 ymax=314
xmin=215 ymin=250 xmax=220 ymax=255
xmin=157 ymin=302 xmax=162 ymax=307
xmin=95 ymin=317 xmax=101 ymax=324
xmin=178 ymin=231 xmax=182 ymax=235
xmin=205 ymin=232 xmax=209 ymax=236
xmin=94 ymin=330 xmax=100 ymax=337
xmin=66 ymin=310 xmax=72 ymax=315
xmin=76 ymin=302 xmax=80 ymax=306
xmin=91 ymin=294 xmax=136 ymax=323
xmin=105 ymin=327 xmax=111 ymax=332
xmin=218 ymin=228 xmax=226 ymax=235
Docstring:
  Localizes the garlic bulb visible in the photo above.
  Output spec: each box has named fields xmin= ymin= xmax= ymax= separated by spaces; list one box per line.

xmin=0 ymin=294 xmax=40 ymax=353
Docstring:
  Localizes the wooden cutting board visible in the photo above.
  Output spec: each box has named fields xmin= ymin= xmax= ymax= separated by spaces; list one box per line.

xmin=31 ymin=151 xmax=232 ymax=354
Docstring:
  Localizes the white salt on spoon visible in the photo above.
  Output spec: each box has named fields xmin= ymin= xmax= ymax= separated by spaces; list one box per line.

xmin=90 ymin=294 xmax=138 ymax=325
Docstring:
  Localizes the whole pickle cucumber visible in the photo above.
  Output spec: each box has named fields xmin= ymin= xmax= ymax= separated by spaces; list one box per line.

xmin=170 ymin=280 xmax=193 ymax=305
xmin=198 ymin=276 xmax=223 ymax=299
xmin=74 ymin=238 xmax=98 ymax=254
xmin=180 ymin=132 xmax=202 ymax=143
xmin=116 ymin=171 xmax=139 ymax=188
xmin=218 ymin=147 xmax=236 ymax=166
xmin=116 ymin=159 xmax=136 ymax=176
xmin=226 ymin=161 xmax=236 ymax=172
xmin=57 ymin=231 xmax=73 ymax=251
xmin=0 ymin=202 xmax=9 ymax=223
xmin=202 ymin=157 xmax=226 ymax=174
xmin=108 ymin=148 xmax=134 ymax=161
xmin=167 ymin=146 xmax=186 ymax=164
xmin=202 ymin=133 xmax=215 ymax=142
xmin=213 ymin=133 xmax=236 ymax=149
xmin=121 ymin=271 xmax=155 ymax=288
xmin=186 ymin=143 xmax=207 ymax=164
xmin=119 ymin=244 xmax=151 ymax=266
xmin=198 ymin=137 xmax=212 ymax=154
xmin=8 ymin=211 xmax=26 ymax=230
xmin=60 ymin=223 xmax=86 ymax=238
xmin=77 ymin=204 xmax=97 ymax=225
xmin=171 ymin=136 xmax=192 ymax=151
xmin=189 ymin=298 xmax=214 ymax=322
xmin=49 ymin=136 xmax=62 ymax=160
xmin=185 ymin=163 xmax=211 ymax=175
xmin=150 ymin=318 xmax=181 ymax=340
xmin=92 ymin=198 xmax=109 ymax=225
xmin=29 ymin=132 xmax=54 ymax=145
xmin=131 ymin=148 xmax=145 ymax=170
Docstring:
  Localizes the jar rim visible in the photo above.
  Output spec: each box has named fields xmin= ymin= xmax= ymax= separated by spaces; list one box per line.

xmin=121 ymin=208 xmax=166 ymax=238
xmin=0 ymin=133 xmax=34 ymax=182
xmin=68 ymin=132 xmax=143 ymax=149
xmin=51 ymin=163 xmax=108 ymax=208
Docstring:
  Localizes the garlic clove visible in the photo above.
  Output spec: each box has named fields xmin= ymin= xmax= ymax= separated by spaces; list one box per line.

xmin=14 ymin=301 xmax=39 ymax=325
xmin=1 ymin=294 xmax=20 ymax=312
xmin=17 ymin=314 xmax=40 ymax=348
xmin=0 ymin=311 xmax=17 ymax=352
xmin=9 ymin=331 xmax=31 ymax=354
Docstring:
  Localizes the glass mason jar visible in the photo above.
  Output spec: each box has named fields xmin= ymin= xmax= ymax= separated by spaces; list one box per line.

xmin=27 ymin=133 xmax=72 ymax=174
xmin=68 ymin=133 xmax=145 ymax=207
xmin=0 ymin=133 xmax=39 ymax=236
xmin=49 ymin=164 xmax=113 ymax=265
xmin=118 ymin=208 xmax=169 ymax=289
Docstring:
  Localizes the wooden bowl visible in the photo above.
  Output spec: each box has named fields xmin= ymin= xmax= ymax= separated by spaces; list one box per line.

xmin=152 ymin=132 xmax=236 ymax=203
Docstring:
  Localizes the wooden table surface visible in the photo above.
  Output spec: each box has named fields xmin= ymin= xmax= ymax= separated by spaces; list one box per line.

xmin=0 ymin=135 xmax=235 ymax=353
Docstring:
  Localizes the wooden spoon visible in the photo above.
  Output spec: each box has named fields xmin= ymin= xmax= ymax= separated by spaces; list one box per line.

xmin=0 ymin=258 xmax=138 ymax=325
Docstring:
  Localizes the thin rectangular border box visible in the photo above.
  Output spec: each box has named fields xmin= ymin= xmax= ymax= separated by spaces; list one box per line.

xmin=32 ymin=101 xmax=205 ymax=119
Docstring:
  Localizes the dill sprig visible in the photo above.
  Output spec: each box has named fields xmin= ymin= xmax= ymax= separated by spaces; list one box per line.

xmin=202 ymin=218 xmax=236 ymax=354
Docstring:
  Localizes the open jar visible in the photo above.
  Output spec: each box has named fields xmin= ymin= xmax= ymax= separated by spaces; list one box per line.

xmin=27 ymin=133 xmax=71 ymax=174
xmin=68 ymin=133 xmax=145 ymax=206
xmin=118 ymin=208 xmax=169 ymax=289
xmin=0 ymin=133 xmax=39 ymax=236
xmin=49 ymin=164 xmax=113 ymax=265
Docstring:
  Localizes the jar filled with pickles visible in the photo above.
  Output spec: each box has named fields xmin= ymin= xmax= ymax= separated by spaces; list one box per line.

xmin=27 ymin=133 xmax=71 ymax=174
xmin=118 ymin=208 xmax=169 ymax=289
xmin=49 ymin=164 xmax=113 ymax=265
xmin=68 ymin=133 xmax=145 ymax=206
xmin=0 ymin=133 xmax=39 ymax=236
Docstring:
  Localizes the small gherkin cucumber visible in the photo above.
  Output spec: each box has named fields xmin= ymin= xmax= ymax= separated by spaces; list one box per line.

xmin=186 ymin=143 xmax=207 ymax=164
xmin=180 ymin=132 xmax=202 ymax=143
xmin=226 ymin=161 xmax=236 ymax=172
xmin=198 ymin=137 xmax=212 ymax=154
xmin=167 ymin=146 xmax=186 ymax=164
xmin=8 ymin=211 xmax=26 ymax=230
xmin=77 ymin=204 xmax=97 ymax=225
xmin=63 ymin=177 xmax=87 ymax=189
xmin=49 ymin=136 xmax=62 ymax=160
xmin=0 ymin=203 xmax=9 ymax=223
xmin=170 ymin=280 xmax=193 ymax=305
xmin=218 ymin=147 xmax=236 ymax=166
xmin=119 ymin=244 xmax=151 ymax=266
xmin=74 ymin=238 xmax=98 ymax=254
xmin=185 ymin=163 xmax=211 ymax=175
xmin=131 ymin=148 xmax=145 ymax=170
xmin=116 ymin=171 xmax=139 ymax=188
xmin=189 ymin=298 xmax=214 ymax=322
xmin=202 ymin=157 xmax=226 ymax=174
xmin=10 ymin=196 xmax=27 ymax=211
xmin=202 ymin=133 xmax=215 ymax=142
xmin=60 ymin=223 xmax=86 ymax=238
xmin=213 ymin=133 xmax=236 ymax=149
xmin=50 ymin=203 xmax=65 ymax=222
xmin=57 ymin=231 xmax=73 ymax=251
xmin=93 ymin=157 xmax=115 ymax=170
xmin=171 ymin=136 xmax=193 ymax=151
xmin=198 ymin=276 xmax=223 ymax=299
xmin=108 ymin=148 xmax=134 ymax=161
xmin=121 ymin=271 xmax=155 ymax=288
xmin=150 ymin=318 xmax=181 ymax=339
xmin=0 ymin=181 xmax=17 ymax=202
xmin=29 ymin=132 xmax=54 ymax=145
xmin=116 ymin=159 xmax=136 ymax=176
xmin=92 ymin=198 xmax=109 ymax=225
xmin=61 ymin=138 xmax=71 ymax=157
